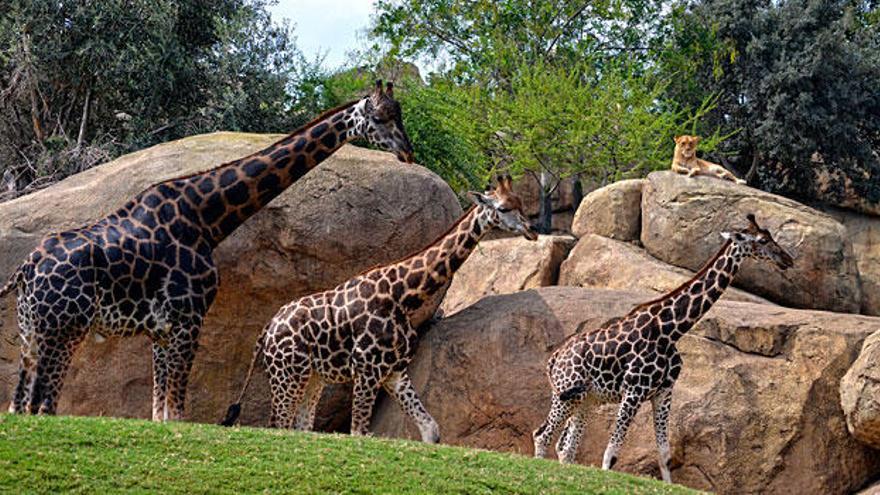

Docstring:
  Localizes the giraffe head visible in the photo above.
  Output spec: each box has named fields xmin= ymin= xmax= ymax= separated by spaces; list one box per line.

xmin=468 ymin=174 xmax=538 ymax=241
xmin=722 ymin=214 xmax=794 ymax=270
xmin=358 ymin=80 xmax=415 ymax=163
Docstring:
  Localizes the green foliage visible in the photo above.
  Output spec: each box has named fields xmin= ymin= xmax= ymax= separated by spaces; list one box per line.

xmin=397 ymin=80 xmax=492 ymax=194
xmin=488 ymin=60 xmax=726 ymax=185
xmin=0 ymin=415 xmax=700 ymax=494
xmin=665 ymin=0 xmax=880 ymax=204
xmin=0 ymin=0 xmax=303 ymax=193
xmin=369 ymin=0 xmax=731 ymax=228
xmin=372 ymin=0 xmax=671 ymax=85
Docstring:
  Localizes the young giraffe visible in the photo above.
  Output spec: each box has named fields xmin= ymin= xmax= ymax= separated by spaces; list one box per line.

xmin=0 ymin=81 xmax=413 ymax=420
xmin=220 ymin=175 xmax=537 ymax=441
xmin=533 ymin=214 xmax=794 ymax=482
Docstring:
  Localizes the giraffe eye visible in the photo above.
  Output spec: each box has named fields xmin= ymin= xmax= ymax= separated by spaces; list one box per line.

xmin=497 ymin=207 xmax=512 ymax=213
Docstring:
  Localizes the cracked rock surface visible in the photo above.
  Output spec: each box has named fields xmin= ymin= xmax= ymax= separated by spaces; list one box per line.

xmin=640 ymin=171 xmax=861 ymax=313
xmin=842 ymin=330 xmax=880 ymax=450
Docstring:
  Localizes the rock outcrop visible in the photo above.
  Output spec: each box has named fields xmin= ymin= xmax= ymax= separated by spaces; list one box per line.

xmin=571 ymin=179 xmax=643 ymax=241
xmin=439 ymin=234 xmax=575 ymax=316
xmin=842 ymin=330 xmax=880 ymax=450
xmin=0 ymin=134 xmax=462 ymax=429
xmin=559 ymin=234 xmax=770 ymax=305
xmin=372 ymin=287 xmax=880 ymax=495
xmin=640 ymin=171 xmax=861 ymax=313
xmin=829 ymin=209 xmax=880 ymax=315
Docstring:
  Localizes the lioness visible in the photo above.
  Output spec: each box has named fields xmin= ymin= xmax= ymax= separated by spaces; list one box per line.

xmin=671 ymin=135 xmax=745 ymax=184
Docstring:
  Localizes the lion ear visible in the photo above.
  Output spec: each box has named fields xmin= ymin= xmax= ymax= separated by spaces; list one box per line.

xmin=674 ymin=135 xmax=682 ymax=143
xmin=694 ymin=136 xmax=701 ymax=144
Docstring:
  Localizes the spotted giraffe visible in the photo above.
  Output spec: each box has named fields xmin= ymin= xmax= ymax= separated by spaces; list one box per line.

xmin=220 ymin=175 xmax=537 ymax=441
xmin=533 ymin=214 xmax=794 ymax=482
xmin=0 ymin=81 xmax=413 ymax=420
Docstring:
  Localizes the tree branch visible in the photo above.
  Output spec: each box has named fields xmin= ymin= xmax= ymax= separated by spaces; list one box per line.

xmin=76 ymin=87 xmax=91 ymax=149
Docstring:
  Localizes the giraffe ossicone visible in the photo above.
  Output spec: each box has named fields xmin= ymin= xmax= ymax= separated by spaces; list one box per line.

xmin=0 ymin=80 xmax=414 ymax=420
xmin=533 ymin=213 xmax=793 ymax=483
xmin=220 ymin=174 xmax=537 ymax=441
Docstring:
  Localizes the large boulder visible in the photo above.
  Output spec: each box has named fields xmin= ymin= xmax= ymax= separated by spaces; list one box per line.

xmin=828 ymin=208 xmax=880 ymax=316
xmin=439 ymin=234 xmax=575 ymax=316
xmin=372 ymin=287 xmax=880 ymax=495
xmin=0 ymin=134 xmax=462 ymax=429
xmin=640 ymin=171 xmax=861 ymax=313
xmin=559 ymin=234 xmax=771 ymax=305
xmin=841 ymin=330 xmax=880 ymax=449
xmin=571 ymin=179 xmax=643 ymax=241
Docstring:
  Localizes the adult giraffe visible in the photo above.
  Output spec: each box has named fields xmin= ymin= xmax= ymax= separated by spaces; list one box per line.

xmin=0 ymin=80 xmax=414 ymax=420
xmin=534 ymin=214 xmax=794 ymax=482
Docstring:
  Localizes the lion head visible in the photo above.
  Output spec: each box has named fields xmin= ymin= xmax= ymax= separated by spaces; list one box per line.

xmin=674 ymin=135 xmax=700 ymax=162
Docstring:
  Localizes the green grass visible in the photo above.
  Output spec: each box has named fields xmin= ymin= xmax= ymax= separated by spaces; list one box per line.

xmin=0 ymin=415 xmax=699 ymax=494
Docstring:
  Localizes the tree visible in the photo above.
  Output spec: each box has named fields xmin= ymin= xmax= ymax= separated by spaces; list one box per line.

xmin=664 ymin=0 xmax=880 ymax=209
xmin=0 ymin=0 xmax=303 ymax=198
xmin=371 ymin=0 xmax=671 ymax=86
xmin=488 ymin=60 xmax=723 ymax=232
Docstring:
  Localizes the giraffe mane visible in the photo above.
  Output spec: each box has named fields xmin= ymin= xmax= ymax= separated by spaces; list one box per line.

xmin=353 ymin=205 xmax=479 ymax=277
xmin=623 ymin=238 xmax=734 ymax=317
xmin=148 ymin=99 xmax=363 ymax=185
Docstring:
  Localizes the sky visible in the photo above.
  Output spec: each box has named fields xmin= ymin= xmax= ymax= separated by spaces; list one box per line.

xmin=268 ymin=0 xmax=377 ymax=70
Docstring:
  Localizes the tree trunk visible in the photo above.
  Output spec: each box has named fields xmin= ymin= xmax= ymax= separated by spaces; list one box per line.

xmin=536 ymin=170 xmax=554 ymax=234
xmin=572 ymin=175 xmax=584 ymax=210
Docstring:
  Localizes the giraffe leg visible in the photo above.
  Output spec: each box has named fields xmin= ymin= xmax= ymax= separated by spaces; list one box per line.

xmin=383 ymin=371 xmax=440 ymax=444
xmin=294 ymin=374 xmax=325 ymax=431
xmin=602 ymin=391 xmax=644 ymax=470
xmin=533 ymin=394 xmax=576 ymax=459
xmin=162 ymin=326 xmax=200 ymax=421
xmin=651 ymin=387 xmax=674 ymax=483
xmin=350 ymin=374 xmax=380 ymax=436
xmin=558 ymin=409 xmax=588 ymax=464
xmin=267 ymin=363 xmax=311 ymax=429
xmin=555 ymin=417 xmax=572 ymax=457
xmin=9 ymin=345 xmax=36 ymax=414
xmin=151 ymin=342 xmax=169 ymax=422
xmin=30 ymin=336 xmax=83 ymax=415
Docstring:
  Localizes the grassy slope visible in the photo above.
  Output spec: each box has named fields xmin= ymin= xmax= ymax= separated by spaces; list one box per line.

xmin=0 ymin=415 xmax=699 ymax=494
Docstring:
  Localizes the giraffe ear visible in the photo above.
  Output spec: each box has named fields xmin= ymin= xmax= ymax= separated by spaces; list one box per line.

xmin=468 ymin=191 xmax=492 ymax=207
xmin=746 ymin=213 xmax=759 ymax=228
xmin=372 ymin=79 xmax=384 ymax=98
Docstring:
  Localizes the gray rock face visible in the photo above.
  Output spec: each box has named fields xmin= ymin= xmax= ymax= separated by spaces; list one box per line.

xmin=439 ymin=234 xmax=575 ymax=316
xmin=640 ymin=171 xmax=861 ymax=313
xmin=841 ymin=330 xmax=880 ymax=449
xmin=571 ymin=179 xmax=644 ymax=241
xmin=559 ymin=234 xmax=771 ymax=305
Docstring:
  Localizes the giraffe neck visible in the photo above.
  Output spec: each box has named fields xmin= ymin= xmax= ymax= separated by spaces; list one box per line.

xmin=179 ymin=99 xmax=369 ymax=246
xmin=648 ymin=240 xmax=747 ymax=341
xmin=391 ymin=206 xmax=491 ymax=319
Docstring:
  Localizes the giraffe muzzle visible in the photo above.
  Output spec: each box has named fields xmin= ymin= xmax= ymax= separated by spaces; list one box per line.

xmin=397 ymin=151 xmax=416 ymax=164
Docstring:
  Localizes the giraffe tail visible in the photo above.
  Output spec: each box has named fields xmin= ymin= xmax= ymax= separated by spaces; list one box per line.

xmin=0 ymin=264 xmax=23 ymax=299
xmin=220 ymin=330 xmax=266 ymax=427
